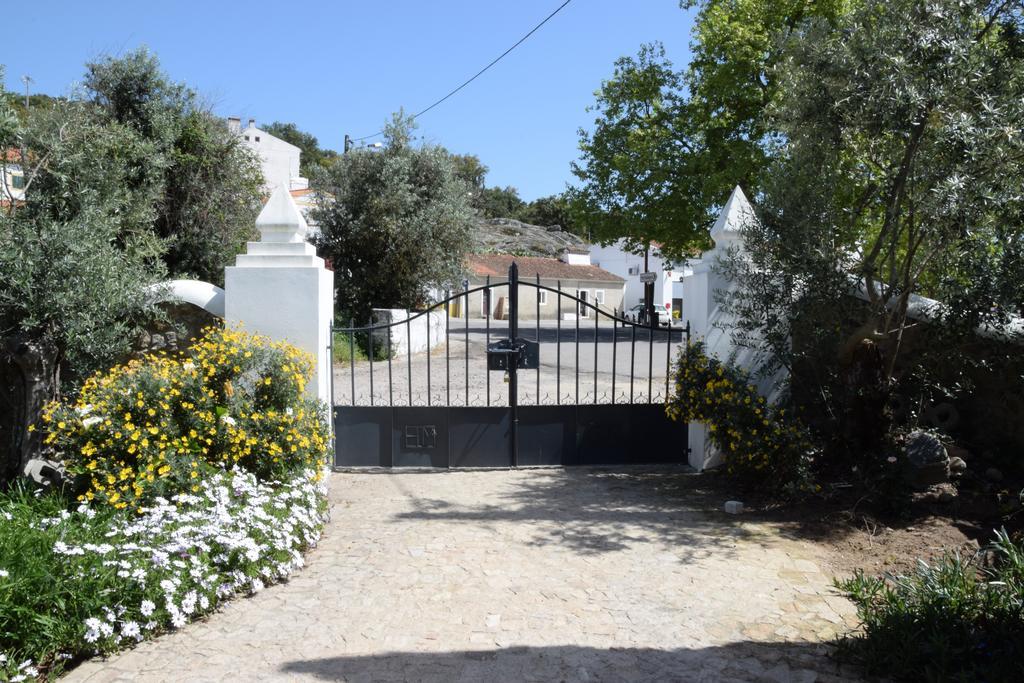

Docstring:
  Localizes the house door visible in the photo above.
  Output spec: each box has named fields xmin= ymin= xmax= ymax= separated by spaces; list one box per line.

xmin=482 ymin=288 xmax=491 ymax=318
xmin=577 ymin=289 xmax=589 ymax=318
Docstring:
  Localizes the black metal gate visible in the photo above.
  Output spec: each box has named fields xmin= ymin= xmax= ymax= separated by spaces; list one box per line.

xmin=332 ymin=263 xmax=689 ymax=468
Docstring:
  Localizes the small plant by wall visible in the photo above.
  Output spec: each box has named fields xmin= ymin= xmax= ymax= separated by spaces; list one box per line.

xmin=666 ymin=340 xmax=815 ymax=493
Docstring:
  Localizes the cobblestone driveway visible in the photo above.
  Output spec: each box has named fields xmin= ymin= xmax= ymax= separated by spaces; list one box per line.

xmin=68 ymin=469 xmax=862 ymax=682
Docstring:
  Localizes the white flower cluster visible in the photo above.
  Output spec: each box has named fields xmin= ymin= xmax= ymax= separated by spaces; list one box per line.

xmin=1 ymin=467 xmax=327 ymax=680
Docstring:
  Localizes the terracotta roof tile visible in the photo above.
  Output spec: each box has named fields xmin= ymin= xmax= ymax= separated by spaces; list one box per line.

xmin=466 ymin=254 xmax=624 ymax=283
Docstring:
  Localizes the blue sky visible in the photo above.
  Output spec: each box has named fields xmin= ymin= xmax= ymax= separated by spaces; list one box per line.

xmin=3 ymin=1 xmax=694 ymax=201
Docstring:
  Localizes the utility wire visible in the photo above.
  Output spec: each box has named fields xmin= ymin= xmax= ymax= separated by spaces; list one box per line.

xmin=352 ymin=0 xmax=574 ymax=142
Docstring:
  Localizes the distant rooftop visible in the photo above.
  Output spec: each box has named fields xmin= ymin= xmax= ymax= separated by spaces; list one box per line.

xmin=466 ymin=254 xmax=624 ymax=283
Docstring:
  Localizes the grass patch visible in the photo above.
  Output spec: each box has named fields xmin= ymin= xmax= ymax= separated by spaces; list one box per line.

xmin=836 ymin=529 xmax=1024 ymax=682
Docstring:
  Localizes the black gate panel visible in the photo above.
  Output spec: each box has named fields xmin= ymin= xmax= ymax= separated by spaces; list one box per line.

xmin=332 ymin=262 xmax=692 ymax=470
xmin=392 ymin=407 xmax=449 ymax=467
xmin=334 ymin=407 xmax=392 ymax=467
xmin=518 ymin=406 xmax=577 ymax=466
xmin=576 ymin=405 xmax=688 ymax=466
xmin=449 ymin=408 xmax=511 ymax=468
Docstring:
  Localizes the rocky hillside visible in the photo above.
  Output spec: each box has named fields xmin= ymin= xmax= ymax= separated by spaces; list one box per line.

xmin=472 ymin=218 xmax=588 ymax=258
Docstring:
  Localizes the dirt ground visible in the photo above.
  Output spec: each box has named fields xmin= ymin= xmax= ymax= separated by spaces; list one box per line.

xmin=734 ymin=476 xmax=1017 ymax=578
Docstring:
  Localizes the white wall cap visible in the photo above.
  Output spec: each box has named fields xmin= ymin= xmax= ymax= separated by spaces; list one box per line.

xmin=147 ymin=280 xmax=225 ymax=317
xmin=710 ymin=185 xmax=756 ymax=251
xmin=256 ymin=185 xmax=309 ymax=243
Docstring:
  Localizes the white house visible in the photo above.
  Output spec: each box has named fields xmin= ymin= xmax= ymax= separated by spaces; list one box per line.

xmin=228 ymin=117 xmax=308 ymax=192
xmin=1 ymin=149 xmax=26 ymax=206
xmin=589 ymin=240 xmax=692 ymax=318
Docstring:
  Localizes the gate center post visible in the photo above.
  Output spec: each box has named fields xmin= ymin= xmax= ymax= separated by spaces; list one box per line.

xmin=508 ymin=262 xmax=519 ymax=468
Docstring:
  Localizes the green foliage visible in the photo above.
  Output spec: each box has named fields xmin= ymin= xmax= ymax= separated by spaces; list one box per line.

xmin=571 ymin=2 xmax=849 ymax=260
xmin=263 ymin=121 xmax=339 ymax=177
xmin=474 ymin=185 xmax=526 ymax=219
xmin=85 ymin=49 xmax=263 ymax=285
xmin=156 ymin=111 xmax=262 ymax=285
xmin=666 ymin=340 xmax=814 ymax=491
xmin=718 ymin=0 xmax=1024 ymax=455
xmin=837 ymin=529 xmax=1024 ymax=682
xmin=0 ymin=466 xmax=326 ymax=679
xmin=518 ymin=194 xmax=580 ymax=235
xmin=312 ymin=113 xmax=476 ymax=319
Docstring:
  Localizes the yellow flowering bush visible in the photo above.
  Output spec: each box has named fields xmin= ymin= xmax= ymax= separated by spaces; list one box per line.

xmin=666 ymin=340 xmax=815 ymax=492
xmin=39 ymin=327 xmax=329 ymax=509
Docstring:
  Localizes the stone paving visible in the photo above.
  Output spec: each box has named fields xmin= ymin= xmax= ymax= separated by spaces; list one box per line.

xmin=67 ymin=468 xmax=863 ymax=682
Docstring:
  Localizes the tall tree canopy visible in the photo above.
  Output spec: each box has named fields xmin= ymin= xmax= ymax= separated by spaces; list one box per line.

xmin=312 ymin=114 xmax=476 ymax=319
xmin=85 ymin=50 xmax=263 ymax=285
xmin=571 ymin=1 xmax=848 ymax=260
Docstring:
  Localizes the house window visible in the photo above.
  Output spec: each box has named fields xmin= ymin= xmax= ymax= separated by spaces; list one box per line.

xmin=255 ymin=136 xmax=261 ymax=142
xmin=11 ymin=174 xmax=25 ymax=189
xmin=537 ymin=289 xmax=548 ymax=306
xmin=244 ymin=135 xmax=250 ymax=141
xmin=628 ymin=265 xmax=640 ymax=276
xmin=594 ymin=290 xmax=605 ymax=305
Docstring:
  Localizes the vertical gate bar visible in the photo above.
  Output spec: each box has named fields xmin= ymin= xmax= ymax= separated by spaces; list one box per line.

xmin=556 ymin=281 xmax=562 ymax=405
xmin=536 ymin=274 xmax=540 ymax=404
xmin=406 ymin=312 xmax=412 ymax=406
xmin=630 ymin=324 xmax=636 ymax=404
xmin=647 ymin=317 xmax=654 ymax=404
xmin=445 ymin=289 xmax=450 ymax=406
xmin=464 ymin=286 xmax=469 ymax=406
xmin=368 ymin=316 xmax=374 ymax=407
xmin=508 ymin=263 xmax=519 ymax=467
xmin=611 ymin=314 xmax=617 ymax=404
xmin=485 ymin=276 xmax=491 ymax=407
xmin=426 ymin=307 xmax=432 ymax=407
xmin=575 ymin=290 xmax=580 ymax=404
xmin=593 ymin=306 xmax=599 ymax=404
xmin=349 ymin=318 xmax=355 ymax=407
xmin=387 ymin=321 xmax=393 ymax=407
xmin=665 ymin=323 xmax=671 ymax=402
xmin=328 ymin=323 xmax=335 ymax=419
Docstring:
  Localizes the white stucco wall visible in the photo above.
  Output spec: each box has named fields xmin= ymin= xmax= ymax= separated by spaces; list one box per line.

xmin=589 ymin=240 xmax=691 ymax=315
xmin=238 ymin=123 xmax=307 ymax=192
xmin=370 ymin=309 xmax=446 ymax=357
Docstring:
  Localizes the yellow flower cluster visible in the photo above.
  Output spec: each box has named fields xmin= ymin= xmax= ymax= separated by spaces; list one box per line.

xmin=666 ymin=340 xmax=813 ymax=487
xmin=41 ymin=327 xmax=329 ymax=509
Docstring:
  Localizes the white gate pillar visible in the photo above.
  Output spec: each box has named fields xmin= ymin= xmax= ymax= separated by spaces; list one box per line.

xmin=224 ymin=186 xmax=334 ymax=405
xmin=682 ymin=185 xmax=756 ymax=471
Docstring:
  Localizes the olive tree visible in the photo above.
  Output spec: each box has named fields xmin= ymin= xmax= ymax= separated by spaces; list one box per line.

xmin=720 ymin=0 xmax=1024 ymax=449
xmin=312 ymin=114 xmax=476 ymax=320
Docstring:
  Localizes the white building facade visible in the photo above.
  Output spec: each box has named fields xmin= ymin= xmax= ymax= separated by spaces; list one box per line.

xmin=228 ymin=118 xmax=308 ymax=193
xmin=588 ymin=240 xmax=691 ymax=318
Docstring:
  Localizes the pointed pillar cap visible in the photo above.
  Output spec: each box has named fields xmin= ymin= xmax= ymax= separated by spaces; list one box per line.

xmin=256 ymin=185 xmax=309 ymax=243
xmin=710 ymin=185 xmax=756 ymax=250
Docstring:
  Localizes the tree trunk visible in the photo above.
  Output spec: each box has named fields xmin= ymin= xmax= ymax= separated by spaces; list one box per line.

xmin=1 ymin=335 xmax=60 ymax=482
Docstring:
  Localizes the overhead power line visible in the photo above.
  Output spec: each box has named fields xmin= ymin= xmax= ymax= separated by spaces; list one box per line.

xmin=351 ymin=0 xmax=574 ymax=143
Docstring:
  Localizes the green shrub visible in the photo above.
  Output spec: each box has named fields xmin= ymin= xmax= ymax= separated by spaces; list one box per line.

xmin=836 ymin=530 xmax=1024 ymax=682
xmin=666 ymin=340 xmax=815 ymax=492
xmin=40 ymin=327 xmax=329 ymax=510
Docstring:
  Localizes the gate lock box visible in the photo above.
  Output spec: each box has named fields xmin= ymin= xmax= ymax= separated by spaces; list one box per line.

xmin=486 ymin=338 xmax=540 ymax=371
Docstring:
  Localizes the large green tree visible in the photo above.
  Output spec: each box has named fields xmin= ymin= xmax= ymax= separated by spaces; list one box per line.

xmin=312 ymin=114 xmax=476 ymax=319
xmin=571 ymin=1 xmax=848 ymax=260
xmin=262 ymin=121 xmax=339 ymax=177
xmin=721 ymin=0 xmax=1024 ymax=453
xmin=86 ymin=49 xmax=263 ymax=285
xmin=0 ymin=81 xmax=164 ymax=478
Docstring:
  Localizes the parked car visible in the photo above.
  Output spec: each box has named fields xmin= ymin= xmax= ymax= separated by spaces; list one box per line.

xmin=621 ymin=304 xmax=671 ymax=327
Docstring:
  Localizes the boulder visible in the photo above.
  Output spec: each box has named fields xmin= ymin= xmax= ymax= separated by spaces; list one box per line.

xmin=949 ymin=456 xmax=967 ymax=474
xmin=904 ymin=431 xmax=949 ymax=489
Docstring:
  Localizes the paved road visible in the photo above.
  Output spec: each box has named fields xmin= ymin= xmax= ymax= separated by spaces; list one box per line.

xmin=334 ymin=320 xmax=688 ymax=407
xmin=68 ymin=469 xmax=861 ymax=682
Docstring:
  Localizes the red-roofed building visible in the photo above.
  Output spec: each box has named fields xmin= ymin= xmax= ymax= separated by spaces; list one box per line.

xmin=465 ymin=252 xmax=625 ymax=321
